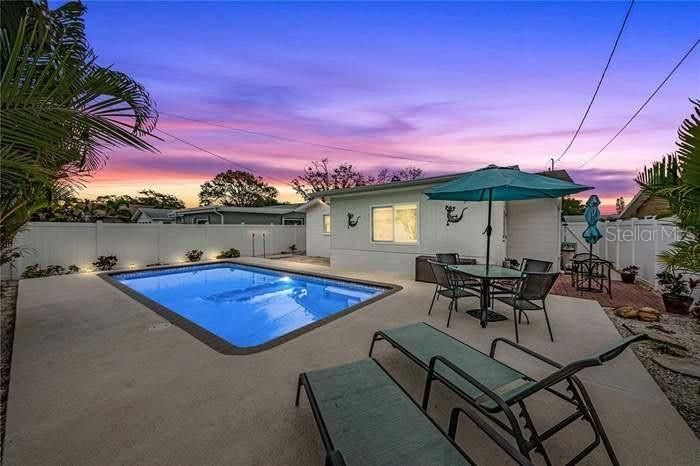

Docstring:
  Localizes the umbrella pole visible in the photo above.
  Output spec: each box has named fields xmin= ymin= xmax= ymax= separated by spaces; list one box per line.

xmin=485 ymin=188 xmax=493 ymax=270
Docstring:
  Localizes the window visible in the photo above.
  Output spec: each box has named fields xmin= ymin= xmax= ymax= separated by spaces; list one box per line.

xmin=322 ymin=214 xmax=331 ymax=234
xmin=283 ymin=218 xmax=304 ymax=225
xmin=195 ymin=217 xmax=209 ymax=225
xmin=371 ymin=204 xmax=418 ymax=243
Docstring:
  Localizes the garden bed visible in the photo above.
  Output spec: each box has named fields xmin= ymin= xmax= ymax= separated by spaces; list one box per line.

xmin=605 ymin=308 xmax=699 ymax=437
xmin=0 ymin=280 xmax=18 ymax=464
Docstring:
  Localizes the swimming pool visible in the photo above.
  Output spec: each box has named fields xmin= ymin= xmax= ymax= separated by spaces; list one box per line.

xmin=106 ymin=263 xmax=397 ymax=354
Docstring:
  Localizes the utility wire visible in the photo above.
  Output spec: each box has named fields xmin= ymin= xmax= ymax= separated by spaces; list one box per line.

xmin=155 ymin=128 xmax=293 ymax=186
xmin=159 ymin=111 xmax=459 ymax=166
xmin=554 ymin=0 xmax=635 ymax=163
xmin=577 ymin=38 xmax=700 ymax=168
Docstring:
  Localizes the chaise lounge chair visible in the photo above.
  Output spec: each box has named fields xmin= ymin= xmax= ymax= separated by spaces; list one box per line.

xmin=369 ymin=322 xmax=647 ymax=465
xmin=295 ymin=358 xmax=533 ymax=466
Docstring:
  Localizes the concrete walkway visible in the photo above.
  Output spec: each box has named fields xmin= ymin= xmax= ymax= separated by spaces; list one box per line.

xmin=5 ymin=258 xmax=698 ymax=465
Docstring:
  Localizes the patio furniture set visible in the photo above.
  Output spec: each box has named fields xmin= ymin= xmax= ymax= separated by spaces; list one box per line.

xmin=296 ymin=322 xmax=647 ymax=465
xmin=427 ymin=253 xmax=558 ymax=344
xmin=294 ymin=167 xmax=628 ymax=464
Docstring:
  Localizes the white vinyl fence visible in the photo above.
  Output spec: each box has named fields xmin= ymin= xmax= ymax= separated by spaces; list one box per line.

xmin=562 ymin=218 xmax=683 ymax=285
xmin=6 ymin=222 xmax=305 ymax=278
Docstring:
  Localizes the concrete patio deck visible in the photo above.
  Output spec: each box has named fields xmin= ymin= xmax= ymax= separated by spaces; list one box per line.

xmin=5 ymin=258 xmax=698 ymax=465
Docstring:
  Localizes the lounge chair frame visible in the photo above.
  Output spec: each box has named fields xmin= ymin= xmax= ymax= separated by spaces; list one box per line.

xmin=369 ymin=323 xmax=646 ymax=466
xmin=295 ymin=358 xmax=533 ymax=466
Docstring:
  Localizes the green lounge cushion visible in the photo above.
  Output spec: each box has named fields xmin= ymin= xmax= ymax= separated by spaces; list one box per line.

xmin=380 ymin=323 xmax=533 ymax=405
xmin=304 ymin=358 xmax=470 ymax=466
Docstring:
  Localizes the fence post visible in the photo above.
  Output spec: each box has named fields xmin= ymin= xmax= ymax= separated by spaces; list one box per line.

xmin=631 ymin=219 xmax=637 ymax=267
xmin=157 ymin=223 xmax=164 ymax=264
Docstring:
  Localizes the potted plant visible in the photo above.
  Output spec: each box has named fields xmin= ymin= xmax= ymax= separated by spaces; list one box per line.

xmin=656 ymin=270 xmax=695 ymax=315
xmin=620 ymin=265 xmax=639 ymax=284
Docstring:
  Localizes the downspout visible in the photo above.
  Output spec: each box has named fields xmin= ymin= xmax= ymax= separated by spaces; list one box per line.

xmin=213 ymin=208 xmax=224 ymax=224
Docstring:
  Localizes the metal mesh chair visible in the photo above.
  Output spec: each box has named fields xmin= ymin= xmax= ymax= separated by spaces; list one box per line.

xmin=491 ymin=258 xmax=553 ymax=306
xmin=427 ymin=261 xmax=479 ymax=327
xmin=435 ymin=253 xmax=459 ymax=265
xmin=496 ymin=271 xmax=559 ymax=343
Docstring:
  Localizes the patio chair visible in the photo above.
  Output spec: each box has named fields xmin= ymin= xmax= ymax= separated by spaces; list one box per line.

xmin=491 ymin=258 xmax=553 ymax=308
xmin=436 ymin=253 xmax=460 ymax=264
xmin=295 ymin=358 xmax=533 ymax=466
xmin=495 ymin=271 xmax=559 ymax=343
xmin=571 ymin=253 xmax=613 ymax=297
xmin=427 ymin=260 xmax=480 ymax=327
xmin=369 ymin=322 xmax=648 ymax=466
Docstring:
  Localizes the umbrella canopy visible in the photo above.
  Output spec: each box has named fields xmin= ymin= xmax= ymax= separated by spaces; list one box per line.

xmin=424 ymin=165 xmax=592 ymax=267
xmin=424 ymin=165 xmax=592 ymax=201
xmin=582 ymin=195 xmax=603 ymax=245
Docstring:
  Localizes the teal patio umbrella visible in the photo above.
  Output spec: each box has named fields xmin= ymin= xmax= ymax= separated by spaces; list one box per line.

xmin=424 ymin=165 xmax=592 ymax=267
xmin=582 ymin=194 xmax=603 ymax=288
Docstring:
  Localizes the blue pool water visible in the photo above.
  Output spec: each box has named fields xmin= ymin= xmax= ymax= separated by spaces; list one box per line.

xmin=113 ymin=263 xmax=385 ymax=348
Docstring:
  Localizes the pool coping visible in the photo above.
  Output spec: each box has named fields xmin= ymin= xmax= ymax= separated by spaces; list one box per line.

xmin=98 ymin=260 xmax=403 ymax=355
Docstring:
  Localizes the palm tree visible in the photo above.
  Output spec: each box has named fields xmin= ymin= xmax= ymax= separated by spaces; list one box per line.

xmin=0 ymin=1 xmax=158 ymax=262
xmin=636 ymin=99 xmax=699 ymax=272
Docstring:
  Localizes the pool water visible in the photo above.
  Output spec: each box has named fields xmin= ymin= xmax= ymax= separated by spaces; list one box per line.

xmin=113 ymin=263 xmax=385 ymax=349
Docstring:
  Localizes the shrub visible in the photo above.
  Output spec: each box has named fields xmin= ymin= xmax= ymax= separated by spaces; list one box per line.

xmin=656 ymin=270 xmax=691 ymax=296
xmin=289 ymin=244 xmax=297 ymax=253
xmin=216 ymin=248 xmax=240 ymax=259
xmin=22 ymin=264 xmax=80 ymax=279
xmin=93 ymin=255 xmax=118 ymax=271
xmin=185 ymin=249 xmax=204 ymax=262
xmin=621 ymin=265 xmax=639 ymax=274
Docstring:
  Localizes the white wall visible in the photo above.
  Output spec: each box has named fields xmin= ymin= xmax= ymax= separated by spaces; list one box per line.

xmin=328 ymin=186 xmax=508 ymax=275
xmin=7 ymin=222 xmax=305 ymax=278
xmin=506 ymin=198 xmax=562 ymax=272
xmin=304 ymin=202 xmax=330 ymax=258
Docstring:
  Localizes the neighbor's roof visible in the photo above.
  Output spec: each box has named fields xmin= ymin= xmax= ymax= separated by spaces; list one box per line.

xmin=172 ymin=204 xmax=305 ymax=216
xmin=131 ymin=208 xmax=175 ymax=221
xmin=312 ymin=168 xmax=575 ymax=198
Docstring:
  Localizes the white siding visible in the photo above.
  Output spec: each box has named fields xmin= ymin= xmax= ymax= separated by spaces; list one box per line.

xmin=329 ymin=186 xmax=508 ymax=275
xmin=506 ymin=198 xmax=562 ymax=272
xmin=304 ymin=202 xmax=331 ymax=258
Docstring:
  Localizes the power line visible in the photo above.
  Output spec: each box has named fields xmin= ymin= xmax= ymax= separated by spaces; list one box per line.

xmin=159 ymin=111 xmax=459 ymax=166
xmin=577 ymin=38 xmax=700 ymax=168
xmin=155 ymin=128 xmax=293 ymax=186
xmin=554 ymin=0 xmax=635 ymax=163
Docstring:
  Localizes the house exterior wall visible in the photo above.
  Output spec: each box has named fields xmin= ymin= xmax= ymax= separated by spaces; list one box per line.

xmin=135 ymin=213 xmax=152 ymax=223
xmin=134 ymin=213 xmax=171 ymax=224
xmin=505 ymin=198 xmax=562 ymax=272
xmin=328 ymin=186 xmax=507 ymax=275
xmin=304 ymin=202 xmax=331 ymax=258
xmin=178 ymin=211 xmax=305 ymax=225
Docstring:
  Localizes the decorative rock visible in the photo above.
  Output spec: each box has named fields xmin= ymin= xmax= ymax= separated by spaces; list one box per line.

xmin=653 ymin=356 xmax=700 ymax=379
xmin=614 ymin=306 xmax=638 ymax=319
xmin=638 ymin=307 xmax=662 ymax=322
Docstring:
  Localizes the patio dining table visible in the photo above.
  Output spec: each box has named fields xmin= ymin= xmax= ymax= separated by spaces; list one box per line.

xmin=447 ymin=264 xmax=523 ymax=328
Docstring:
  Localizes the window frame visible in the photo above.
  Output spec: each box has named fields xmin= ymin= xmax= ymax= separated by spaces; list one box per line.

xmin=283 ymin=217 xmax=304 ymax=226
xmin=194 ymin=217 xmax=209 ymax=225
xmin=370 ymin=202 xmax=419 ymax=244
xmin=322 ymin=214 xmax=331 ymax=235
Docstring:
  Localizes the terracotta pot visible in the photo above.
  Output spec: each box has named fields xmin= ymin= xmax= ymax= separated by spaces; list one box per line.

xmin=620 ymin=272 xmax=637 ymax=284
xmin=661 ymin=293 xmax=693 ymax=315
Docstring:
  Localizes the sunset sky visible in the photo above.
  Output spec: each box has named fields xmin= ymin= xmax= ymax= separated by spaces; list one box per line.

xmin=81 ymin=1 xmax=699 ymax=213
